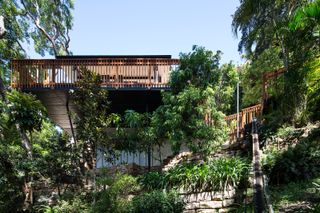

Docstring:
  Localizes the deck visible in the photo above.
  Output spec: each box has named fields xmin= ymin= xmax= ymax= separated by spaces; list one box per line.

xmin=11 ymin=56 xmax=180 ymax=90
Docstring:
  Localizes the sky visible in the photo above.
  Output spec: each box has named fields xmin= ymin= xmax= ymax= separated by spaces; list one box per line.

xmin=29 ymin=0 xmax=242 ymax=64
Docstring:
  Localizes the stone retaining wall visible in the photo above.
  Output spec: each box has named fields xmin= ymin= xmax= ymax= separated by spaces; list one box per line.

xmin=181 ymin=189 xmax=237 ymax=213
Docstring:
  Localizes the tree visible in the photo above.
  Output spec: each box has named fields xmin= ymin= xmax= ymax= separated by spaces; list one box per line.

xmin=0 ymin=0 xmax=28 ymax=86
xmin=6 ymin=91 xmax=47 ymax=199
xmin=232 ymin=0 xmax=307 ymax=59
xmin=214 ymin=62 xmax=239 ymax=114
xmin=232 ymin=0 xmax=319 ymax=123
xmin=154 ymin=86 xmax=226 ymax=156
xmin=0 ymin=0 xmax=75 ymax=209
xmin=0 ymin=100 xmax=76 ymax=210
xmin=20 ymin=0 xmax=74 ymax=56
xmin=71 ymin=67 xmax=111 ymax=176
xmin=240 ymin=47 xmax=283 ymax=107
xmin=289 ymin=0 xmax=320 ymax=121
xmin=170 ymin=46 xmax=238 ymax=113
xmin=0 ymin=100 xmax=25 ymax=212
xmin=152 ymin=47 xmax=231 ymax=156
xmin=0 ymin=0 xmax=74 ymax=87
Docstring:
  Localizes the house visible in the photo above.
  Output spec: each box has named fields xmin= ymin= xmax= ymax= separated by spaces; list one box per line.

xmin=11 ymin=55 xmax=182 ymax=168
xmin=11 ymin=55 xmax=262 ymax=169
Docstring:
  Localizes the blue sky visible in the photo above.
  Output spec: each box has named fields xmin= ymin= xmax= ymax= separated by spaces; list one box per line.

xmin=30 ymin=0 xmax=242 ymax=64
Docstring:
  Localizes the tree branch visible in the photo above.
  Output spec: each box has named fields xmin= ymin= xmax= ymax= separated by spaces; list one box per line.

xmin=20 ymin=0 xmax=58 ymax=56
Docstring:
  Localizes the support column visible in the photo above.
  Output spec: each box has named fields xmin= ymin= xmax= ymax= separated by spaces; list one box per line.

xmin=146 ymin=92 xmax=151 ymax=171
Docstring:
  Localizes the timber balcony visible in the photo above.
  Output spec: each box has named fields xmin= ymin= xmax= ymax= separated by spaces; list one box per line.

xmin=11 ymin=55 xmax=180 ymax=90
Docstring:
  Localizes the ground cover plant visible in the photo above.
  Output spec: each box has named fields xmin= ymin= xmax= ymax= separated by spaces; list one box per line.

xmin=139 ymin=156 xmax=249 ymax=193
xmin=262 ymin=127 xmax=320 ymax=184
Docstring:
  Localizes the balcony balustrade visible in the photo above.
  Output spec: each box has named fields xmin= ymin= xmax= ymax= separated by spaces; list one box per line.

xmin=11 ymin=56 xmax=180 ymax=90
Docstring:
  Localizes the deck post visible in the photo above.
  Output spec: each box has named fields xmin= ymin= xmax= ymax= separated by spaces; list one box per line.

xmin=146 ymin=96 xmax=151 ymax=171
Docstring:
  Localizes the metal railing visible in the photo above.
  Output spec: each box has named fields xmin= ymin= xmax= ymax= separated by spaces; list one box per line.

xmin=11 ymin=58 xmax=180 ymax=89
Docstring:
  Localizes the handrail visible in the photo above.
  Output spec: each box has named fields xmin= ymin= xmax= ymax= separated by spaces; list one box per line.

xmin=252 ymin=119 xmax=265 ymax=212
xmin=11 ymin=58 xmax=180 ymax=89
xmin=262 ymin=67 xmax=285 ymax=103
xmin=225 ymin=104 xmax=262 ymax=142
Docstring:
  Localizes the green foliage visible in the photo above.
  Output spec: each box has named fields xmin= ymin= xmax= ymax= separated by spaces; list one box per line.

xmin=306 ymin=56 xmax=320 ymax=121
xmin=0 ymin=0 xmax=74 ymax=86
xmin=42 ymin=196 xmax=89 ymax=213
xmin=131 ymin=190 xmax=185 ymax=213
xmin=0 ymin=144 xmax=24 ymax=212
xmin=263 ymin=128 xmax=320 ymax=184
xmin=289 ymin=0 xmax=320 ymax=31
xmin=165 ymin=157 xmax=249 ymax=193
xmin=0 ymin=90 xmax=80 ymax=211
xmin=6 ymin=90 xmax=47 ymax=132
xmin=151 ymin=46 xmax=235 ymax=156
xmin=233 ymin=0 xmax=319 ymax=124
xmin=138 ymin=172 xmax=166 ymax=191
xmin=240 ymin=48 xmax=283 ymax=107
xmin=232 ymin=0 xmax=307 ymax=56
xmin=71 ymin=67 xmax=111 ymax=169
xmin=98 ymin=47 xmax=236 ymax=157
xmin=21 ymin=0 xmax=74 ymax=56
xmin=0 ymin=0 xmax=27 ymax=82
xmin=118 ymin=110 xmax=154 ymax=152
xmin=92 ymin=173 xmax=140 ymax=213
xmin=107 ymin=110 xmax=154 ymax=154
xmin=276 ymin=126 xmax=296 ymax=139
xmin=170 ymin=46 xmax=222 ymax=93
xmin=270 ymin=176 xmax=320 ymax=212
xmin=31 ymin=121 xmax=80 ymax=185
xmin=170 ymin=46 xmax=238 ymax=113
xmin=216 ymin=62 xmax=239 ymax=114
xmin=155 ymin=85 xmax=227 ymax=155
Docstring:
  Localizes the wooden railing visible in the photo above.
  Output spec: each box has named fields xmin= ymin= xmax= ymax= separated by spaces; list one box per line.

xmin=11 ymin=58 xmax=180 ymax=89
xmin=262 ymin=67 xmax=286 ymax=102
xmin=225 ymin=104 xmax=262 ymax=142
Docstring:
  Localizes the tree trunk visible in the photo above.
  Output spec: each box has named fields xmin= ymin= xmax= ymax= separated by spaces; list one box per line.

xmin=16 ymin=125 xmax=34 ymax=208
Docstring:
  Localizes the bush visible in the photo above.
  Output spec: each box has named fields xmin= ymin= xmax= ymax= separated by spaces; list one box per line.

xmin=131 ymin=190 xmax=185 ymax=213
xmin=42 ymin=196 xmax=90 ymax=213
xmin=138 ymin=172 xmax=165 ymax=191
xmin=265 ymin=129 xmax=320 ymax=184
xmin=92 ymin=173 xmax=140 ymax=213
xmin=165 ymin=157 xmax=249 ymax=192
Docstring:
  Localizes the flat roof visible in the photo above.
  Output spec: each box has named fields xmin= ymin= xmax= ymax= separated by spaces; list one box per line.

xmin=56 ymin=55 xmax=172 ymax=59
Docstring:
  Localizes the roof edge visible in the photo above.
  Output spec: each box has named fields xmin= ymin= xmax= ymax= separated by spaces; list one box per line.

xmin=56 ymin=55 xmax=173 ymax=59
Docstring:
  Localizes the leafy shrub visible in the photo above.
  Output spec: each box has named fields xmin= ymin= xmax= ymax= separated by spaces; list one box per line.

xmin=165 ymin=157 xmax=249 ymax=192
xmin=131 ymin=190 xmax=185 ymax=213
xmin=92 ymin=173 xmax=140 ymax=213
xmin=262 ymin=146 xmax=282 ymax=175
xmin=0 ymin=172 xmax=24 ymax=213
xmin=276 ymin=126 xmax=296 ymax=139
xmin=42 ymin=196 xmax=89 ymax=213
xmin=138 ymin=172 xmax=165 ymax=191
xmin=265 ymin=129 xmax=320 ymax=184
